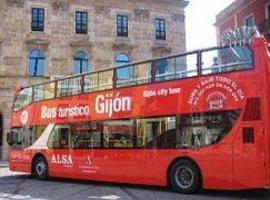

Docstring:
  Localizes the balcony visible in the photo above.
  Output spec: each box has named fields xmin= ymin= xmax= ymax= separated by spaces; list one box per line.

xmin=69 ymin=35 xmax=92 ymax=48
xmin=25 ymin=32 xmax=50 ymax=50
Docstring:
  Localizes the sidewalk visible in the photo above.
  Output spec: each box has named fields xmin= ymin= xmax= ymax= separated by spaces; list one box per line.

xmin=0 ymin=161 xmax=8 ymax=168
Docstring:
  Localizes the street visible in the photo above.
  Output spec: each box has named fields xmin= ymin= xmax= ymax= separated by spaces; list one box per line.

xmin=0 ymin=166 xmax=270 ymax=200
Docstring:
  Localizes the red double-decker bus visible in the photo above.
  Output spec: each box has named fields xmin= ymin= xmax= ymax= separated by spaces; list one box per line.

xmin=7 ymin=36 xmax=270 ymax=194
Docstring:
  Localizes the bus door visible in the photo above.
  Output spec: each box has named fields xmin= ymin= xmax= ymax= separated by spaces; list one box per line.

xmin=233 ymin=115 xmax=266 ymax=188
xmin=96 ymin=120 xmax=145 ymax=182
xmin=8 ymin=128 xmax=32 ymax=172
xmin=69 ymin=121 xmax=144 ymax=182
xmin=47 ymin=124 xmax=74 ymax=178
xmin=68 ymin=122 xmax=102 ymax=179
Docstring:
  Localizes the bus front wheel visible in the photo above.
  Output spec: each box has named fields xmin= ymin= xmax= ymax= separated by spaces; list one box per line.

xmin=169 ymin=159 xmax=201 ymax=194
xmin=34 ymin=156 xmax=49 ymax=180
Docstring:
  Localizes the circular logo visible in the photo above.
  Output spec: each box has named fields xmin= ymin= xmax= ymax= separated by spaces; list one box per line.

xmin=20 ymin=110 xmax=29 ymax=125
xmin=206 ymin=92 xmax=226 ymax=110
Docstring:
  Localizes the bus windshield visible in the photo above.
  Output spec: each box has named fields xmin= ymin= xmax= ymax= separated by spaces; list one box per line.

xmin=9 ymin=126 xmax=46 ymax=148
xmin=13 ymin=87 xmax=33 ymax=111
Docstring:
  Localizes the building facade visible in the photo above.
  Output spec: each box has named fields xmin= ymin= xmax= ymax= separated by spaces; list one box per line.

xmin=0 ymin=0 xmax=188 ymax=160
xmin=215 ymin=0 xmax=270 ymax=44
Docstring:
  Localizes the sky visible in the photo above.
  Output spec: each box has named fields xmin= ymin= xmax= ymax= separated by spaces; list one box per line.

xmin=185 ymin=0 xmax=235 ymax=51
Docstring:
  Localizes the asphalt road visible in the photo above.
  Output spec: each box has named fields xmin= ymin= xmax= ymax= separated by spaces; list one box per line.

xmin=1 ymin=166 xmax=270 ymax=200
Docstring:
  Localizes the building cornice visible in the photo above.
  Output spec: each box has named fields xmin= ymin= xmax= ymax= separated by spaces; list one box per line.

xmin=6 ymin=0 xmax=25 ymax=8
xmin=165 ymin=0 xmax=189 ymax=8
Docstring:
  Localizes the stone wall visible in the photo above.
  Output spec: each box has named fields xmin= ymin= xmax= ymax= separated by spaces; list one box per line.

xmin=0 ymin=0 xmax=188 ymax=160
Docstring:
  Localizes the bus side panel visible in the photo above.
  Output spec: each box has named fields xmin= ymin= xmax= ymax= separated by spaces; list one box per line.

xmin=42 ymin=148 xmax=234 ymax=189
xmin=195 ymin=145 xmax=233 ymax=189
xmin=142 ymin=147 xmax=233 ymax=189
xmin=9 ymin=149 xmax=31 ymax=173
xmin=45 ymin=148 xmax=233 ymax=189
xmin=232 ymin=123 xmax=266 ymax=189
xmin=46 ymin=149 xmax=157 ymax=185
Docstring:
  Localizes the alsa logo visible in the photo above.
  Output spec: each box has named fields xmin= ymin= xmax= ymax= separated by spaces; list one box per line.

xmin=206 ymin=92 xmax=226 ymax=110
xmin=85 ymin=155 xmax=92 ymax=165
xmin=95 ymin=93 xmax=131 ymax=118
xmin=20 ymin=110 xmax=28 ymax=125
xmin=51 ymin=155 xmax=73 ymax=165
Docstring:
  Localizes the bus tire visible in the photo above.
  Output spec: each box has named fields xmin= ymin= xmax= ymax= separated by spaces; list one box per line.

xmin=34 ymin=156 xmax=49 ymax=180
xmin=169 ymin=159 xmax=201 ymax=194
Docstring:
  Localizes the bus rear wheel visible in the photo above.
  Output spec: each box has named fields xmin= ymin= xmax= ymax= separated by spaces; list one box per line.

xmin=34 ymin=157 xmax=49 ymax=180
xmin=169 ymin=159 xmax=201 ymax=194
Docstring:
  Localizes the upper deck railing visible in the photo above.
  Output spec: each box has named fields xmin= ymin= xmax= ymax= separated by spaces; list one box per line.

xmin=13 ymin=44 xmax=253 ymax=111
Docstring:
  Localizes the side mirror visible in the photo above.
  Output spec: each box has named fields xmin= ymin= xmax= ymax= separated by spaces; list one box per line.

xmin=6 ymin=132 xmax=12 ymax=146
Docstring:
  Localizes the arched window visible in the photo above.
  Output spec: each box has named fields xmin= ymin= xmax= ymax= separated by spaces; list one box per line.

xmin=116 ymin=53 xmax=130 ymax=67
xmin=28 ymin=49 xmax=45 ymax=77
xmin=73 ymin=51 xmax=89 ymax=74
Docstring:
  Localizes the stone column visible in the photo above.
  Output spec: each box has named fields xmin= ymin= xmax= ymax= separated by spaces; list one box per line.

xmin=0 ymin=88 xmax=13 ymax=161
xmin=2 ymin=118 xmax=10 ymax=161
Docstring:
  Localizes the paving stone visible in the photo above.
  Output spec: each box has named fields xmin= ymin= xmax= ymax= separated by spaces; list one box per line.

xmin=1 ymin=167 xmax=270 ymax=200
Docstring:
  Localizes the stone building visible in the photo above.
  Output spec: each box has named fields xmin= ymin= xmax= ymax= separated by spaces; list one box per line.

xmin=215 ymin=0 xmax=270 ymax=44
xmin=0 ymin=0 xmax=189 ymax=160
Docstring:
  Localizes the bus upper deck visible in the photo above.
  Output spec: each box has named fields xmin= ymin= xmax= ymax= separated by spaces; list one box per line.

xmin=13 ymin=43 xmax=254 ymax=112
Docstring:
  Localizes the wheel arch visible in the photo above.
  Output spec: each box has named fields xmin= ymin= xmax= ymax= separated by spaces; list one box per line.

xmin=31 ymin=153 xmax=47 ymax=174
xmin=167 ymin=156 xmax=203 ymax=188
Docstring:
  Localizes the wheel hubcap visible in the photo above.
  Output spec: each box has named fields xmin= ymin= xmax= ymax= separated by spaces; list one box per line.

xmin=36 ymin=162 xmax=46 ymax=175
xmin=175 ymin=165 xmax=194 ymax=189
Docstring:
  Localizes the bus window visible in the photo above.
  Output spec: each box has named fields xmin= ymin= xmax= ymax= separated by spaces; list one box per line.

xmin=98 ymin=70 xmax=114 ymax=91
xmin=176 ymin=110 xmax=241 ymax=148
xmin=84 ymin=71 xmax=113 ymax=92
xmin=8 ymin=129 xmax=23 ymax=147
xmin=136 ymin=116 xmax=176 ymax=148
xmin=117 ymin=63 xmax=151 ymax=87
xmin=103 ymin=120 xmax=134 ymax=148
xmin=154 ymin=58 xmax=171 ymax=82
xmin=175 ymin=53 xmax=198 ymax=78
xmin=201 ymin=45 xmax=253 ymax=75
xmin=154 ymin=53 xmax=198 ymax=82
xmin=132 ymin=63 xmax=151 ymax=85
xmin=9 ymin=125 xmax=45 ymax=148
xmin=29 ymin=126 xmax=46 ymax=145
xmin=116 ymin=66 xmax=132 ymax=87
xmin=48 ymin=125 xmax=70 ymax=149
xmin=57 ymin=77 xmax=82 ymax=97
xmin=84 ymin=73 xmax=98 ymax=92
xmin=34 ymin=82 xmax=55 ymax=101
xmin=13 ymin=87 xmax=33 ymax=111
xmin=71 ymin=122 xmax=102 ymax=149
